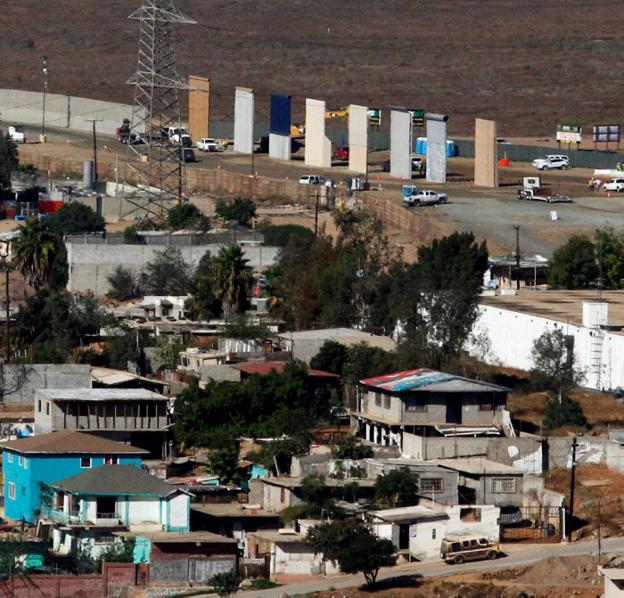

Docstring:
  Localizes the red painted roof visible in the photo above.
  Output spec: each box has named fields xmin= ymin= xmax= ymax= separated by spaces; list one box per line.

xmin=233 ymin=361 xmax=340 ymax=379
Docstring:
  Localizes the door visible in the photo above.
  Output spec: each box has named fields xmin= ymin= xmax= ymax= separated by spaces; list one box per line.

xmin=446 ymin=396 xmax=462 ymax=424
xmin=399 ymin=524 xmax=410 ymax=550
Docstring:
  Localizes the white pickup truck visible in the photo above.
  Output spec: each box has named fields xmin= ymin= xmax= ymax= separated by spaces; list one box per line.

xmin=402 ymin=185 xmax=447 ymax=207
xmin=8 ymin=126 xmax=25 ymax=143
xmin=196 ymin=137 xmax=225 ymax=152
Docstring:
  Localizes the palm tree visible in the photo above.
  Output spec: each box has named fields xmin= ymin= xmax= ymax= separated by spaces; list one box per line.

xmin=210 ymin=245 xmax=253 ymax=319
xmin=13 ymin=217 xmax=62 ymax=290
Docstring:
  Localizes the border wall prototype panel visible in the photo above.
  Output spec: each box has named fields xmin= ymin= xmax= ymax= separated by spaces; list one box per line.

xmin=304 ymin=98 xmax=331 ymax=168
xmin=348 ymin=104 xmax=368 ymax=174
xmin=234 ymin=87 xmax=254 ymax=154
xmin=188 ymin=76 xmax=210 ymax=141
xmin=474 ymin=118 xmax=498 ymax=188
xmin=426 ymin=113 xmax=448 ymax=183
xmin=390 ymin=108 xmax=411 ymax=179
xmin=269 ymin=93 xmax=292 ymax=161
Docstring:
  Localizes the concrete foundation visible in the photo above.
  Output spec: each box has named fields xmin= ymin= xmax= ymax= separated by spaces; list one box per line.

xmin=304 ymin=98 xmax=331 ymax=168
xmin=474 ymin=118 xmax=498 ymax=188
xmin=348 ymin=104 xmax=368 ymax=174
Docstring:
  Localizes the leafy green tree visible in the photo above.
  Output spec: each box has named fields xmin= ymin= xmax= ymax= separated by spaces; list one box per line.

xmin=549 ymin=235 xmax=598 ymax=289
xmin=91 ymin=539 xmax=135 ymax=573
xmin=206 ymin=448 xmax=243 ymax=485
xmin=301 ymin=474 xmax=327 ymax=506
xmin=257 ymin=222 xmax=314 ymax=247
xmin=595 ymin=228 xmax=624 ymax=290
xmin=209 ymin=245 xmax=253 ymax=319
xmin=343 ymin=343 xmax=396 ymax=384
xmin=210 ymin=570 xmax=242 ymax=597
xmin=531 ymin=328 xmax=584 ymax=401
xmin=167 ymin=202 xmax=210 ymax=231
xmin=310 ymin=340 xmax=349 ymax=375
xmin=13 ymin=218 xmax=64 ymax=290
xmin=374 ymin=467 xmax=419 ymax=508
xmin=331 ymin=436 xmax=373 ymax=460
xmin=192 ymin=251 xmax=222 ymax=319
xmin=394 ymin=232 xmax=488 ymax=369
xmin=215 ymin=197 xmax=256 ymax=226
xmin=221 ymin=315 xmax=270 ymax=341
xmin=106 ymin=266 xmax=140 ymax=301
xmin=155 ymin=335 xmax=185 ymax=369
xmin=0 ymin=134 xmax=18 ymax=190
xmin=142 ymin=247 xmax=193 ymax=295
xmin=49 ymin=202 xmax=105 ymax=236
xmin=306 ymin=520 xmax=397 ymax=587
xmin=544 ymin=397 xmax=588 ymax=431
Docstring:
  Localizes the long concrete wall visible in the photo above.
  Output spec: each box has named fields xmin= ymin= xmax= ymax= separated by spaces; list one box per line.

xmin=390 ymin=108 xmax=411 ymax=179
xmin=304 ymin=98 xmax=331 ymax=168
xmin=348 ymin=104 xmax=368 ymax=174
xmin=234 ymin=87 xmax=254 ymax=154
xmin=0 ymin=89 xmax=135 ymax=136
xmin=66 ymin=241 xmax=279 ymax=296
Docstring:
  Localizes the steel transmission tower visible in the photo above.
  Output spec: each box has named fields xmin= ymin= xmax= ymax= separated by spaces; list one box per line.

xmin=124 ymin=0 xmax=195 ymax=216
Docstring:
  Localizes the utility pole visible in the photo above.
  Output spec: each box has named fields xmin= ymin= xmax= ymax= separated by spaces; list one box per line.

xmin=513 ymin=224 xmax=521 ymax=290
xmin=0 ymin=243 xmax=11 ymax=363
xmin=567 ymin=436 xmax=577 ymax=542
xmin=41 ymin=56 xmax=48 ymax=142
xmin=86 ymin=119 xmax=103 ymax=182
xmin=314 ymin=189 xmax=320 ymax=237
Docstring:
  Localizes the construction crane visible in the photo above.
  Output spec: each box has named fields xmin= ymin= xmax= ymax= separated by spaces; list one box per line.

xmin=291 ymin=107 xmax=349 ymax=139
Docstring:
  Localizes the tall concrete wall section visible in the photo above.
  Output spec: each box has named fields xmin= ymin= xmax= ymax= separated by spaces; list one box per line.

xmin=66 ymin=242 xmax=279 ymax=296
xmin=233 ymin=87 xmax=254 ymax=154
xmin=269 ymin=93 xmax=291 ymax=161
xmin=390 ymin=108 xmax=411 ymax=179
xmin=304 ymin=98 xmax=331 ymax=168
xmin=188 ymin=76 xmax=210 ymax=141
xmin=0 ymin=89 xmax=136 ymax=136
xmin=348 ymin=104 xmax=368 ymax=174
xmin=474 ymin=118 xmax=498 ymax=188
xmin=426 ymin=113 xmax=448 ymax=183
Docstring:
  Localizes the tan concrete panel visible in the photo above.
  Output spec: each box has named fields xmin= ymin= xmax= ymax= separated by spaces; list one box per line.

xmin=188 ymin=76 xmax=210 ymax=141
xmin=474 ymin=118 xmax=498 ymax=188
xmin=348 ymin=104 xmax=368 ymax=174
xmin=304 ymin=98 xmax=331 ymax=168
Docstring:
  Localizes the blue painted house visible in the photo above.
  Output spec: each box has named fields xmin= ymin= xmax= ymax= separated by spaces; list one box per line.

xmin=1 ymin=430 xmax=147 ymax=523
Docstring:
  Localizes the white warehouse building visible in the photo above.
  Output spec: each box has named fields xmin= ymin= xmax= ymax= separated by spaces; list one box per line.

xmin=469 ymin=290 xmax=624 ymax=391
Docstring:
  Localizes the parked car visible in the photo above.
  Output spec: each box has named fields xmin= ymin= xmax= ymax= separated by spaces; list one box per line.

xmin=402 ymin=185 xmax=447 ymax=207
xmin=532 ymin=155 xmax=570 ymax=170
xmin=441 ymin=535 xmax=500 ymax=564
xmin=299 ymin=175 xmax=326 ymax=185
xmin=8 ymin=125 xmax=25 ymax=144
xmin=175 ymin=148 xmax=196 ymax=162
xmin=603 ymin=178 xmax=624 ymax=192
xmin=382 ymin=157 xmax=425 ymax=173
xmin=197 ymin=137 xmax=225 ymax=152
xmin=498 ymin=503 xmax=531 ymax=527
xmin=333 ymin=145 xmax=349 ymax=160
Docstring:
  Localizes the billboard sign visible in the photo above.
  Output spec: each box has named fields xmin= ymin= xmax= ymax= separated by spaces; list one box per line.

xmin=409 ymin=109 xmax=425 ymax=127
xmin=593 ymin=125 xmax=620 ymax=143
xmin=367 ymin=108 xmax=381 ymax=127
xmin=556 ymin=124 xmax=581 ymax=143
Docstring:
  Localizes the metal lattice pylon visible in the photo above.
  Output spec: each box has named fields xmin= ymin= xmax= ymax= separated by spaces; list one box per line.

xmin=124 ymin=0 xmax=195 ymax=217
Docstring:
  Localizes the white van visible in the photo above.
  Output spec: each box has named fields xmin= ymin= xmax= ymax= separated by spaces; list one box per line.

xmin=603 ymin=178 xmax=624 ymax=192
xmin=299 ymin=175 xmax=326 ymax=185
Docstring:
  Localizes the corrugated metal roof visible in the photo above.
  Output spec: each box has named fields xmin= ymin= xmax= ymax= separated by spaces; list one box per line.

xmin=360 ymin=369 xmax=508 ymax=393
xmin=36 ymin=388 xmax=168 ymax=401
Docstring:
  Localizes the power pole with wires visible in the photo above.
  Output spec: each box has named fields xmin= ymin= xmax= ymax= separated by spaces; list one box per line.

xmin=124 ymin=0 xmax=196 ymax=217
xmin=85 ymin=119 xmax=103 ymax=182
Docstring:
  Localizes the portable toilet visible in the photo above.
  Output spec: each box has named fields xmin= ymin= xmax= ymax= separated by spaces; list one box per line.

xmin=403 ymin=185 xmax=417 ymax=199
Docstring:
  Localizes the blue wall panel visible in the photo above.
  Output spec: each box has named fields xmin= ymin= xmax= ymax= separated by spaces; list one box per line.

xmin=270 ymin=93 xmax=291 ymax=136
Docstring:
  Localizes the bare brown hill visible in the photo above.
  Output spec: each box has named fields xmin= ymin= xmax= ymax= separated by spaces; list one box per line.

xmin=2 ymin=0 xmax=624 ymax=135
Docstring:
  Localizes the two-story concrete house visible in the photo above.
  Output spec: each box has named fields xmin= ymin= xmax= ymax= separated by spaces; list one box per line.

xmin=34 ymin=388 xmax=172 ymax=456
xmin=352 ymin=369 xmax=511 ymax=451
xmin=1 ymin=431 xmax=147 ymax=523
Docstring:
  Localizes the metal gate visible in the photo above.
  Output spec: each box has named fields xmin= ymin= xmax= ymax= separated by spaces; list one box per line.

xmin=500 ymin=506 xmax=563 ymax=543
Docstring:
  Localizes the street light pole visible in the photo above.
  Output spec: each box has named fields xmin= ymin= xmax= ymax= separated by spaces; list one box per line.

xmin=513 ymin=224 xmax=520 ymax=291
xmin=41 ymin=56 xmax=48 ymax=142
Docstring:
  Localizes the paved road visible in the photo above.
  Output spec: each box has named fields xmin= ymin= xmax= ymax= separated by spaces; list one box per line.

xmin=235 ymin=537 xmax=624 ymax=597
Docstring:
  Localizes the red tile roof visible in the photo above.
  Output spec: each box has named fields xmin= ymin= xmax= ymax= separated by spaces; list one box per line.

xmin=232 ymin=361 xmax=339 ymax=379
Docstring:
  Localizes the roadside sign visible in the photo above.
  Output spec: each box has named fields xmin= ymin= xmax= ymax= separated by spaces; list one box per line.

xmin=556 ymin=124 xmax=581 ymax=144
xmin=367 ymin=108 xmax=381 ymax=127
xmin=593 ymin=125 xmax=620 ymax=143
xmin=409 ymin=109 xmax=425 ymax=127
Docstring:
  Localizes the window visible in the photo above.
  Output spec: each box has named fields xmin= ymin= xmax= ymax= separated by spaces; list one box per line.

xmin=46 ymin=402 xmax=50 ymax=415
xmin=80 ymin=457 xmax=92 ymax=468
xmin=7 ymin=453 xmax=13 ymax=463
xmin=405 ymin=398 xmax=427 ymax=412
xmin=280 ymin=487 xmax=286 ymax=504
xmin=431 ymin=528 xmax=437 ymax=540
xmin=21 ymin=486 xmax=25 ymax=497
xmin=22 ymin=458 xmax=28 ymax=470
xmin=479 ymin=402 xmax=494 ymax=411
xmin=491 ymin=477 xmax=517 ymax=494
xmin=104 ymin=455 xmax=119 ymax=465
xmin=8 ymin=483 xmax=15 ymax=500
xmin=420 ymin=478 xmax=443 ymax=493
xmin=17 ymin=456 xmax=23 ymax=467
xmin=460 ymin=507 xmax=482 ymax=522
xmin=383 ymin=394 xmax=391 ymax=409
xmin=374 ymin=392 xmax=381 ymax=407
xmin=38 ymin=400 xmax=42 ymax=413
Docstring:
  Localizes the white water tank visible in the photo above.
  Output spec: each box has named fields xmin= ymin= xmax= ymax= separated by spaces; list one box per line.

xmin=582 ymin=302 xmax=608 ymax=328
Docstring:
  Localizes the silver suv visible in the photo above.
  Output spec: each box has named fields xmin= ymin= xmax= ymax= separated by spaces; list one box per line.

xmin=532 ymin=155 xmax=570 ymax=170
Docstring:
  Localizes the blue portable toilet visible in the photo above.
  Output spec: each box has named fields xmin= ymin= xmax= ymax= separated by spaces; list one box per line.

xmin=403 ymin=185 xmax=417 ymax=198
